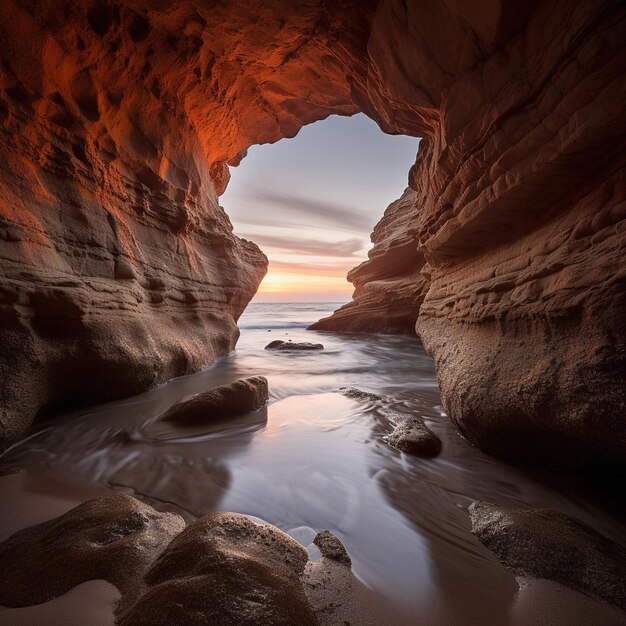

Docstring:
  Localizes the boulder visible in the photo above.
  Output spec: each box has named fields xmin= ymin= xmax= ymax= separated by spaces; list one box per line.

xmin=0 ymin=494 xmax=185 ymax=612
xmin=314 ymin=530 xmax=352 ymax=566
xmin=469 ymin=501 xmax=626 ymax=610
xmin=265 ymin=340 xmax=324 ymax=351
xmin=388 ymin=416 xmax=442 ymax=457
xmin=159 ymin=376 xmax=268 ymax=423
xmin=119 ymin=512 xmax=316 ymax=626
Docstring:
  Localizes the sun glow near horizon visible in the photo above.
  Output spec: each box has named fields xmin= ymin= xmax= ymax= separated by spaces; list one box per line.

xmin=254 ymin=262 xmax=356 ymax=303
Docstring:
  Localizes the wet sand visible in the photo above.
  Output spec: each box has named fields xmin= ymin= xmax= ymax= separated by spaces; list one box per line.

xmin=0 ymin=303 xmax=624 ymax=624
xmin=0 ymin=580 xmax=120 ymax=626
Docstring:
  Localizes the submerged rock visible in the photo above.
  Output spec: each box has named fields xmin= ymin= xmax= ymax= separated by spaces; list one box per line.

xmin=265 ymin=340 xmax=324 ymax=351
xmin=388 ymin=416 xmax=441 ymax=457
xmin=159 ymin=376 xmax=268 ymax=423
xmin=339 ymin=387 xmax=381 ymax=402
xmin=314 ymin=530 xmax=352 ymax=566
xmin=469 ymin=501 xmax=626 ymax=610
xmin=120 ymin=512 xmax=316 ymax=626
xmin=0 ymin=494 xmax=185 ymax=612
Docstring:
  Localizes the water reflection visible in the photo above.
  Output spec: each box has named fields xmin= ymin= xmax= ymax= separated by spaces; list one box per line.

xmin=1 ymin=303 xmax=625 ymax=623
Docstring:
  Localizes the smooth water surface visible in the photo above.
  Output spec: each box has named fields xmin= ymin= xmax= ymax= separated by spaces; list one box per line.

xmin=2 ymin=302 xmax=625 ymax=624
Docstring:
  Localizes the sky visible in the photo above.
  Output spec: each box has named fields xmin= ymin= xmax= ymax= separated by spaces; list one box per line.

xmin=220 ymin=113 xmax=418 ymax=303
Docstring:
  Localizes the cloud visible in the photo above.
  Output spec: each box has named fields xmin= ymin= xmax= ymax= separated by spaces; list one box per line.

xmin=268 ymin=259 xmax=359 ymax=277
xmin=229 ymin=187 xmax=373 ymax=234
xmin=239 ymin=233 xmax=365 ymax=257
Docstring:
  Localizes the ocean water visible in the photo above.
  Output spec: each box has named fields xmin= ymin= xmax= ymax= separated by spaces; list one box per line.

xmin=1 ymin=302 xmax=625 ymax=624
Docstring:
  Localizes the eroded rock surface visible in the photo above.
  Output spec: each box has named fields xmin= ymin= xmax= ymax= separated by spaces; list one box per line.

xmin=469 ymin=501 xmax=626 ymax=610
xmin=0 ymin=0 xmax=371 ymax=450
xmin=120 ymin=512 xmax=316 ymax=626
xmin=159 ymin=376 xmax=268 ymax=423
xmin=313 ymin=1 xmax=626 ymax=470
xmin=0 ymin=494 xmax=185 ymax=612
xmin=265 ymin=340 xmax=324 ymax=351
xmin=388 ymin=416 xmax=442 ymax=458
xmin=0 ymin=0 xmax=624 ymax=471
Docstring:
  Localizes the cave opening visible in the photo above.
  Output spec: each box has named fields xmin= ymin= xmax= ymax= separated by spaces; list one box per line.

xmin=0 ymin=1 xmax=624 ymax=623
xmin=220 ymin=113 xmax=419 ymax=307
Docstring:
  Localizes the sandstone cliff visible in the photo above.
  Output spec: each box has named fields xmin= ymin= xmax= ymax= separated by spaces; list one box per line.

xmin=310 ymin=188 xmax=428 ymax=335
xmin=0 ymin=0 xmax=624 ymax=471
xmin=0 ymin=0 xmax=374 ymax=449
xmin=317 ymin=0 xmax=626 ymax=471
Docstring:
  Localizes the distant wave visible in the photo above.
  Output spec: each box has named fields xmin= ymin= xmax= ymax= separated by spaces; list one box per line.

xmin=238 ymin=321 xmax=311 ymax=330
xmin=238 ymin=301 xmax=339 ymax=329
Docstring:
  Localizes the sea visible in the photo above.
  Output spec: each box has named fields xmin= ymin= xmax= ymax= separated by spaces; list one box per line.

xmin=1 ymin=302 xmax=624 ymax=624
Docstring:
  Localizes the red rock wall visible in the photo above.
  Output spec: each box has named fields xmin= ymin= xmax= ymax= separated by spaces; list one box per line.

xmin=1 ymin=0 xmax=624 ymax=469
xmin=0 ymin=0 xmax=375 ymax=449
xmin=317 ymin=0 xmax=626 ymax=470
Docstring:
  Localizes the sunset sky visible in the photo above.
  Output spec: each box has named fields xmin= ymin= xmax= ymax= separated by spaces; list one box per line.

xmin=221 ymin=114 xmax=418 ymax=302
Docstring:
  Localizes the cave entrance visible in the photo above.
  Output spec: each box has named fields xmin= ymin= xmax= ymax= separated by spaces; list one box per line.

xmin=220 ymin=113 xmax=418 ymax=305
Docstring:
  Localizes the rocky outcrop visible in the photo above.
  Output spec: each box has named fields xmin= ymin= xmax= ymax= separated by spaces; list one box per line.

xmin=469 ymin=502 xmax=626 ymax=610
xmin=0 ymin=0 xmax=624 ymax=470
xmin=408 ymin=0 xmax=626 ymax=472
xmin=0 ymin=0 xmax=373 ymax=450
xmin=387 ymin=416 xmax=442 ymax=458
xmin=310 ymin=188 xmax=428 ymax=335
xmin=265 ymin=340 xmax=324 ymax=351
xmin=159 ymin=376 xmax=268 ymax=423
xmin=0 ymin=494 xmax=185 ymax=612
xmin=314 ymin=0 xmax=626 ymax=470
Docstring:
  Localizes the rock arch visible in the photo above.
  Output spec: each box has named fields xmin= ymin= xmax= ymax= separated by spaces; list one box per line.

xmin=0 ymin=0 xmax=624 ymax=470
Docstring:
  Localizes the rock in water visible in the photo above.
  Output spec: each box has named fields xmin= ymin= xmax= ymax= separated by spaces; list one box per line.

xmin=388 ymin=416 xmax=442 ymax=457
xmin=469 ymin=501 xmax=626 ymax=610
xmin=338 ymin=387 xmax=381 ymax=402
xmin=160 ymin=376 xmax=268 ymax=423
xmin=0 ymin=494 xmax=185 ymax=612
xmin=314 ymin=530 xmax=352 ymax=566
xmin=265 ymin=340 xmax=324 ymax=351
xmin=119 ymin=512 xmax=316 ymax=626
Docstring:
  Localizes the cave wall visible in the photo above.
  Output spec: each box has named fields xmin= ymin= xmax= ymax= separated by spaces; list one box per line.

xmin=0 ymin=0 xmax=624 ymax=469
xmin=314 ymin=0 xmax=626 ymax=470
xmin=0 ymin=0 xmax=374 ymax=449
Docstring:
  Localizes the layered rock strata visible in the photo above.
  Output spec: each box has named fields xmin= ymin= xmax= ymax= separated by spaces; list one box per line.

xmin=0 ymin=0 xmax=374 ymax=450
xmin=0 ymin=0 xmax=624 ymax=471
xmin=310 ymin=188 xmax=427 ymax=335
xmin=316 ymin=0 xmax=626 ymax=470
